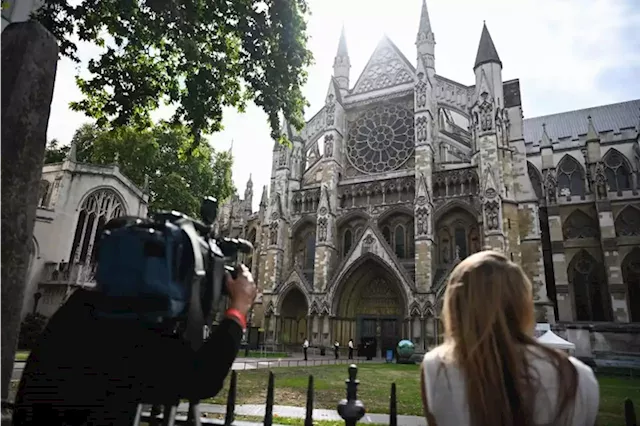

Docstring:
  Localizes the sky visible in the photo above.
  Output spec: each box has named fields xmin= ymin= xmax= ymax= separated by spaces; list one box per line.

xmin=46 ymin=0 xmax=640 ymax=212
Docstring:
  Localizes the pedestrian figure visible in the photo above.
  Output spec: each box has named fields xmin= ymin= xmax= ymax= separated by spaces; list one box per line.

xmin=334 ymin=340 xmax=339 ymax=360
xmin=348 ymin=338 xmax=354 ymax=359
xmin=303 ymin=338 xmax=309 ymax=361
xmin=420 ymin=251 xmax=599 ymax=426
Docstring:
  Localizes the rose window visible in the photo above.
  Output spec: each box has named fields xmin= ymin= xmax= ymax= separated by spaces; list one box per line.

xmin=346 ymin=104 xmax=415 ymax=174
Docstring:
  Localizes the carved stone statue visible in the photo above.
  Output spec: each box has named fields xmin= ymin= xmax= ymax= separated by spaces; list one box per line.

xmin=594 ymin=161 xmax=608 ymax=199
xmin=325 ymin=94 xmax=336 ymax=127
xmin=318 ymin=217 xmax=328 ymax=242
xmin=278 ymin=146 xmax=287 ymax=167
xmin=479 ymin=102 xmax=493 ymax=132
xmin=544 ymin=169 xmax=557 ymax=204
xmin=485 ymin=200 xmax=500 ymax=230
xmin=415 ymin=207 xmax=429 ymax=236
xmin=455 ymin=245 xmax=461 ymax=260
xmin=269 ymin=221 xmax=279 ymax=245
xmin=416 ymin=116 xmax=428 ymax=143
xmin=324 ymin=134 xmax=334 ymax=158
xmin=415 ymin=72 xmax=428 ymax=109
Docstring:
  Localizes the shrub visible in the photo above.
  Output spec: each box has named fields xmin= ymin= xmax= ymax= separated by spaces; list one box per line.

xmin=18 ymin=313 xmax=48 ymax=350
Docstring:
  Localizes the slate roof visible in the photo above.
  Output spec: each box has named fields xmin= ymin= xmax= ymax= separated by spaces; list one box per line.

xmin=474 ymin=23 xmax=502 ymax=69
xmin=523 ymin=99 xmax=640 ymax=146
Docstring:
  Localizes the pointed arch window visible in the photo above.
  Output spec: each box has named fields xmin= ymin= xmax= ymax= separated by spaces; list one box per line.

xmin=38 ymin=180 xmax=51 ymax=208
xmin=557 ymin=156 xmax=585 ymax=197
xmin=527 ymin=162 xmax=543 ymax=200
xmin=622 ymin=248 xmax=640 ymax=322
xmin=603 ymin=149 xmax=631 ymax=192
xmin=69 ymin=189 xmax=125 ymax=265
xmin=394 ymin=225 xmax=405 ymax=258
xmin=569 ymin=250 xmax=610 ymax=322
xmin=615 ymin=207 xmax=640 ymax=237
xmin=304 ymin=234 xmax=316 ymax=270
xmin=343 ymin=229 xmax=353 ymax=256
xmin=562 ymin=210 xmax=600 ymax=239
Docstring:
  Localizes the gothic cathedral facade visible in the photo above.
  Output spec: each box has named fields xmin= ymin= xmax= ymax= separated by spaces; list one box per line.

xmin=217 ymin=1 xmax=640 ymax=356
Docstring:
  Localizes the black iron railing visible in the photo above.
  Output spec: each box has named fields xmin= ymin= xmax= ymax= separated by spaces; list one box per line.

xmin=2 ymin=366 xmax=637 ymax=426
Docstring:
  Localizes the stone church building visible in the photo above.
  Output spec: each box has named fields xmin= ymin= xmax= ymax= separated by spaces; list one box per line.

xmin=218 ymin=1 xmax=640 ymax=357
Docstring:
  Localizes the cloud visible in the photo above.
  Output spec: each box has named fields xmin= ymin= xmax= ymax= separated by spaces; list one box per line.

xmin=46 ymin=0 xmax=640 ymax=212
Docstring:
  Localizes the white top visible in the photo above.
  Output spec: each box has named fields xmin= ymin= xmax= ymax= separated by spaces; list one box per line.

xmin=303 ymin=340 xmax=309 ymax=348
xmin=422 ymin=345 xmax=599 ymax=426
xmin=538 ymin=330 xmax=576 ymax=350
xmin=349 ymin=340 xmax=354 ymax=349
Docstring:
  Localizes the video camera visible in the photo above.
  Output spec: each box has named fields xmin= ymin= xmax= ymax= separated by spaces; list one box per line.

xmin=93 ymin=196 xmax=253 ymax=351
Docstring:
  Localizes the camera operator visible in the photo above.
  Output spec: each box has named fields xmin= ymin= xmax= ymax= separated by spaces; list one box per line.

xmin=12 ymin=264 xmax=257 ymax=426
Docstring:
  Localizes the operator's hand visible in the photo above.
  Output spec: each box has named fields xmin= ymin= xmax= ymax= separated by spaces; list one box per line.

xmin=225 ymin=264 xmax=257 ymax=318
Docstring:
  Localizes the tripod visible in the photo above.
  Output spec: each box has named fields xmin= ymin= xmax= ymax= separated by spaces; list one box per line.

xmin=132 ymin=400 xmax=202 ymax=426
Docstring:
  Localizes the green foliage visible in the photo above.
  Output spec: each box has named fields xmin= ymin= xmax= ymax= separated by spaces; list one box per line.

xmin=45 ymin=123 xmax=235 ymax=217
xmin=18 ymin=313 xmax=48 ymax=351
xmin=43 ymin=139 xmax=69 ymax=163
xmin=33 ymin=0 xmax=313 ymax=146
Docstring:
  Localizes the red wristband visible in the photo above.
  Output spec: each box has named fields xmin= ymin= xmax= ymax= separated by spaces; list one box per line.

xmin=225 ymin=308 xmax=247 ymax=330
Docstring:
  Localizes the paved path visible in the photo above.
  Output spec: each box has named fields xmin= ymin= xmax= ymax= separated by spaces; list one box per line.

xmin=172 ymin=403 xmax=427 ymax=426
xmin=12 ymin=356 xmax=382 ymax=382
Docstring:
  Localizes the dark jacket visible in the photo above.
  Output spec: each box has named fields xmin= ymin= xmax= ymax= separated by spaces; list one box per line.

xmin=13 ymin=289 xmax=243 ymax=425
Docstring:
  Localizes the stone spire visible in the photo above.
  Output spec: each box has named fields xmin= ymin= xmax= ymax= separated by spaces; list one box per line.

xmin=244 ymin=173 xmax=253 ymax=213
xmin=416 ymin=0 xmax=435 ymax=75
xmin=333 ymin=25 xmax=351 ymax=91
xmin=416 ymin=0 xmax=434 ymax=43
xmin=260 ymin=185 xmax=268 ymax=208
xmin=336 ymin=24 xmax=348 ymax=57
xmin=474 ymin=22 xmax=502 ymax=70
xmin=66 ymin=138 xmax=77 ymax=162
xmin=586 ymin=115 xmax=599 ymax=142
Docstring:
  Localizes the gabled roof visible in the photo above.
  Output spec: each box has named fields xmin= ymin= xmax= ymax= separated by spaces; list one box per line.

xmin=523 ymin=99 xmax=640 ymax=146
xmin=351 ymin=35 xmax=416 ymax=96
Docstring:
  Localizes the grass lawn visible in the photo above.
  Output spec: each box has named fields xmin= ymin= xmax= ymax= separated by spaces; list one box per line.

xmin=14 ymin=351 xmax=29 ymax=362
xmin=206 ymin=363 xmax=640 ymax=426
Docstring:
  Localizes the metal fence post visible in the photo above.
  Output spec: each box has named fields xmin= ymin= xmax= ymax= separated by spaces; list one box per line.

xmin=625 ymin=398 xmax=637 ymax=426
xmin=224 ymin=371 xmax=237 ymax=426
xmin=264 ymin=371 xmax=275 ymax=426
xmin=305 ymin=375 xmax=314 ymax=426
xmin=389 ymin=383 xmax=397 ymax=426
xmin=337 ymin=364 xmax=365 ymax=426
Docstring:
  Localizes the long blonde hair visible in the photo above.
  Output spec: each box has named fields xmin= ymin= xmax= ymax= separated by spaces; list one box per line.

xmin=440 ymin=250 xmax=578 ymax=426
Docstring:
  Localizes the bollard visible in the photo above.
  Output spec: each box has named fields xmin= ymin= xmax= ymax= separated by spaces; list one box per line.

xmin=337 ymin=364 xmax=365 ymax=426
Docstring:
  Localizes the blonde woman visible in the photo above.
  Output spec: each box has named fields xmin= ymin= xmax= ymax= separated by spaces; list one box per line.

xmin=421 ymin=251 xmax=599 ymax=426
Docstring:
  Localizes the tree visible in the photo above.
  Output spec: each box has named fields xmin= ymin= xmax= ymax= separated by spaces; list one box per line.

xmin=45 ymin=123 xmax=235 ymax=217
xmin=43 ymin=139 xmax=69 ymax=163
xmin=33 ymin=0 xmax=313 ymax=146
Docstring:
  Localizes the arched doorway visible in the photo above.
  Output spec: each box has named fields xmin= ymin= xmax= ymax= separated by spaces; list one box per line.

xmin=622 ymin=248 xmax=640 ymax=323
xmin=568 ymin=250 xmax=611 ymax=321
xmin=334 ymin=257 xmax=406 ymax=357
xmin=279 ymin=287 xmax=309 ymax=347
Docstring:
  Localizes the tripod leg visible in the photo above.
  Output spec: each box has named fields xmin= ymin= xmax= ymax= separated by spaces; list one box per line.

xmin=187 ymin=400 xmax=202 ymax=426
xmin=150 ymin=404 xmax=161 ymax=426
xmin=161 ymin=404 xmax=177 ymax=426
xmin=132 ymin=404 xmax=143 ymax=426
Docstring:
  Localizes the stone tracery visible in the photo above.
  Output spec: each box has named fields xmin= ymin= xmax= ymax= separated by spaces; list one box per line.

xmin=346 ymin=103 xmax=415 ymax=175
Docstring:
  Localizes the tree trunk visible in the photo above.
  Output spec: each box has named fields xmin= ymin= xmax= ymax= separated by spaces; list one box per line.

xmin=1 ymin=20 xmax=58 ymax=403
